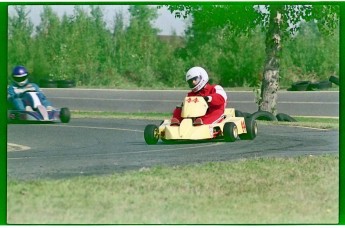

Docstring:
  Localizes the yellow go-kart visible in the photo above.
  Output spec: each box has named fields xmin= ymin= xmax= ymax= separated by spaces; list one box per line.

xmin=144 ymin=96 xmax=257 ymax=145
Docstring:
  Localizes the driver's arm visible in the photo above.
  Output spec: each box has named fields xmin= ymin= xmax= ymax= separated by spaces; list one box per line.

xmin=8 ymin=86 xmax=17 ymax=98
xmin=8 ymin=86 xmax=27 ymax=98
xmin=207 ymin=85 xmax=227 ymax=106
xmin=9 ymin=84 xmax=38 ymax=97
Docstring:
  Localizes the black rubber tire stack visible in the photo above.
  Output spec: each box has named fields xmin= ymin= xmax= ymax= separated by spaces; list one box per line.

xmin=40 ymin=79 xmax=58 ymax=88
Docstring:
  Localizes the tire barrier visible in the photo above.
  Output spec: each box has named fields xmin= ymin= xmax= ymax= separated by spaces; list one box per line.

xmin=315 ymin=80 xmax=332 ymax=90
xmin=288 ymin=79 xmax=333 ymax=91
xmin=237 ymin=110 xmax=297 ymax=122
xmin=250 ymin=111 xmax=278 ymax=121
xmin=39 ymin=79 xmax=58 ymax=88
xmin=275 ymin=113 xmax=297 ymax=122
xmin=235 ymin=110 xmax=251 ymax=118
xmin=57 ymin=80 xmax=76 ymax=88
xmin=39 ymin=79 xmax=76 ymax=88
xmin=290 ymin=81 xmax=311 ymax=91
xmin=329 ymin=75 xmax=339 ymax=86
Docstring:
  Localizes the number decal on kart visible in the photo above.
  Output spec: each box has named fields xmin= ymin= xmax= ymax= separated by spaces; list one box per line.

xmin=186 ymin=97 xmax=199 ymax=103
xmin=241 ymin=121 xmax=246 ymax=130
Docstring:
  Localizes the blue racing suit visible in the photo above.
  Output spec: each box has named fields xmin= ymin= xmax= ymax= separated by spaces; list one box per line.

xmin=8 ymin=82 xmax=52 ymax=111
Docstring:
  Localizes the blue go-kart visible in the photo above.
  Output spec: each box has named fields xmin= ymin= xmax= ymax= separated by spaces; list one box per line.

xmin=7 ymin=91 xmax=71 ymax=123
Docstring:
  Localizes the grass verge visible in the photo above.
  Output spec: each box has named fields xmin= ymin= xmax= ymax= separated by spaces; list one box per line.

xmin=7 ymin=155 xmax=339 ymax=224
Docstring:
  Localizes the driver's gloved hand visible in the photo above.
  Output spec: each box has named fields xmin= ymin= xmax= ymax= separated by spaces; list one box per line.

xmin=203 ymin=96 xmax=211 ymax=102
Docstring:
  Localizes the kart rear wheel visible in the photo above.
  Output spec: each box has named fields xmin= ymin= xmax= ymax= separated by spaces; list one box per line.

xmin=223 ymin=122 xmax=238 ymax=142
xmin=144 ymin=124 xmax=159 ymax=145
xmin=60 ymin=107 xmax=71 ymax=123
xmin=239 ymin=116 xmax=258 ymax=140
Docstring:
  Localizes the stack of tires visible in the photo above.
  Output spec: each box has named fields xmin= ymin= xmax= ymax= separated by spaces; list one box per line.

xmin=40 ymin=79 xmax=76 ymax=88
xmin=329 ymin=75 xmax=339 ymax=86
xmin=288 ymin=75 xmax=339 ymax=91
xmin=288 ymin=80 xmax=332 ymax=91
xmin=235 ymin=110 xmax=297 ymax=122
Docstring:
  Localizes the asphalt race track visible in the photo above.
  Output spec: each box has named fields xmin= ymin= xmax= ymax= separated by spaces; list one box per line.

xmin=7 ymin=89 xmax=339 ymax=180
xmin=7 ymin=118 xmax=339 ymax=180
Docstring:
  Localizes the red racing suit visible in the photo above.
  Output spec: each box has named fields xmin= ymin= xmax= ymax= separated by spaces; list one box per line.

xmin=172 ymin=83 xmax=228 ymax=124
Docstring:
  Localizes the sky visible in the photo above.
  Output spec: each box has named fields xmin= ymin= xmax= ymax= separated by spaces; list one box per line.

xmin=8 ymin=4 xmax=189 ymax=36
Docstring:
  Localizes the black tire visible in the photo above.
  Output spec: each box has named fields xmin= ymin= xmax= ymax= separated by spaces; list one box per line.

xmin=144 ymin=124 xmax=159 ymax=145
xmin=291 ymin=81 xmax=310 ymax=91
xmin=243 ymin=112 xmax=251 ymax=118
xmin=276 ymin=113 xmax=297 ymax=122
xmin=223 ymin=122 xmax=238 ymax=142
xmin=239 ymin=116 xmax=258 ymax=140
xmin=40 ymin=79 xmax=58 ymax=88
xmin=60 ymin=107 xmax=71 ymax=123
xmin=235 ymin=110 xmax=243 ymax=117
xmin=250 ymin=111 xmax=277 ymax=121
xmin=57 ymin=80 xmax=76 ymax=88
xmin=329 ymin=76 xmax=339 ymax=86
xmin=316 ymin=80 xmax=332 ymax=90
xmin=235 ymin=110 xmax=251 ymax=118
xmin=307 ymin=82 xmax=319 ymax=91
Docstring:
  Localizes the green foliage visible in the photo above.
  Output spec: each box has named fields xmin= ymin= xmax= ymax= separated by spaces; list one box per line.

xmin=280 ymin=21 xmax=339 ymax=86
xmin=7 ymin=5 xmax=339 ymax=88
xmin=8 ymin=6 xmax=34 ymax=75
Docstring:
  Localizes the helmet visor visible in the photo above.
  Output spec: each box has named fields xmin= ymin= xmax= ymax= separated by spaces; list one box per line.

xmin=187 ymin=76 xmax=200 ymax=89
xmin=13 ymin=76 xmax=27 ymax=83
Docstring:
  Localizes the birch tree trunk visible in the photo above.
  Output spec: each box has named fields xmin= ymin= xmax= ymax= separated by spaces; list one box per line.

xmin=259 ymin=5 xmax=283 ymax=115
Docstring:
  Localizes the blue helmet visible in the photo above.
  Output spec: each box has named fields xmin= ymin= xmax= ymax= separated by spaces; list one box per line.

xmin=12 ymin=66 xmax=29 ymax=86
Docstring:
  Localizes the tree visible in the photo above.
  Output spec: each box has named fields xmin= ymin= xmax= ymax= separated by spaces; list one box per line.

xmin=165 ymin=4 xmax=339 ymax=114
xmin=123 ymin=5 xmax=161 ymax=86
xmin=34 ymin=6 xmax=64 ymax=81
xmin=8 ymin=6 xmax=34 ymax=75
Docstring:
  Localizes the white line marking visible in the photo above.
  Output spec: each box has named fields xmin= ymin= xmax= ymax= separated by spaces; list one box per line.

xmin=288 ymin=126 xmax=332 ymax=131
xmin=43 ymin=124 xmax=144 ymax=132
xmin=43 ymin=88 xmax=191 ymax=92
xmin=8 ymin=142 xmax=224 ymax=160
xmin=7 ymin=143 xmax=31 ymax=152
xmin=92 ymin=142 xmax=224 ymax=156
xmin=51 ymin=97 xmax=338 ymax=104
xmin=43 ymin=88 xmax=339 ymax=93
xmin=294 ymin=115 xmax=339 ymax=119
xmin=52 ymin=97 xmax=180 ymax=102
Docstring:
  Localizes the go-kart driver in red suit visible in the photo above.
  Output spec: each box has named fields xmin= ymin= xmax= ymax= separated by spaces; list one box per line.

xmin=171 ymin=66 xmax=228 ymax=126
xmin=8 ymin=66 xmax=53 ymax=111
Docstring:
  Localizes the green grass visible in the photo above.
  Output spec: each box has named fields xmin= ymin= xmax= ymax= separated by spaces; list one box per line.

xmin=260 ymin=116 xmax=339 ymax=130
xmin=7 ymin=155 xmax=338 ymax=224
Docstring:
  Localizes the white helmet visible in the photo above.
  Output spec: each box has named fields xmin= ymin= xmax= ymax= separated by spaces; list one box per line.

xmin=185 ymin=66 xmax=209 ymax=92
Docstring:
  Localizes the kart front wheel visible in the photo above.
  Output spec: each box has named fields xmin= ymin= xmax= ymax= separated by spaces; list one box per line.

xmin=144 ymin=124 xmax=159 ymax=145
xmin=223 ymin=122 xmax=238 ymax=142
xmin=60 ymin=107 xmax=71 ymax=123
